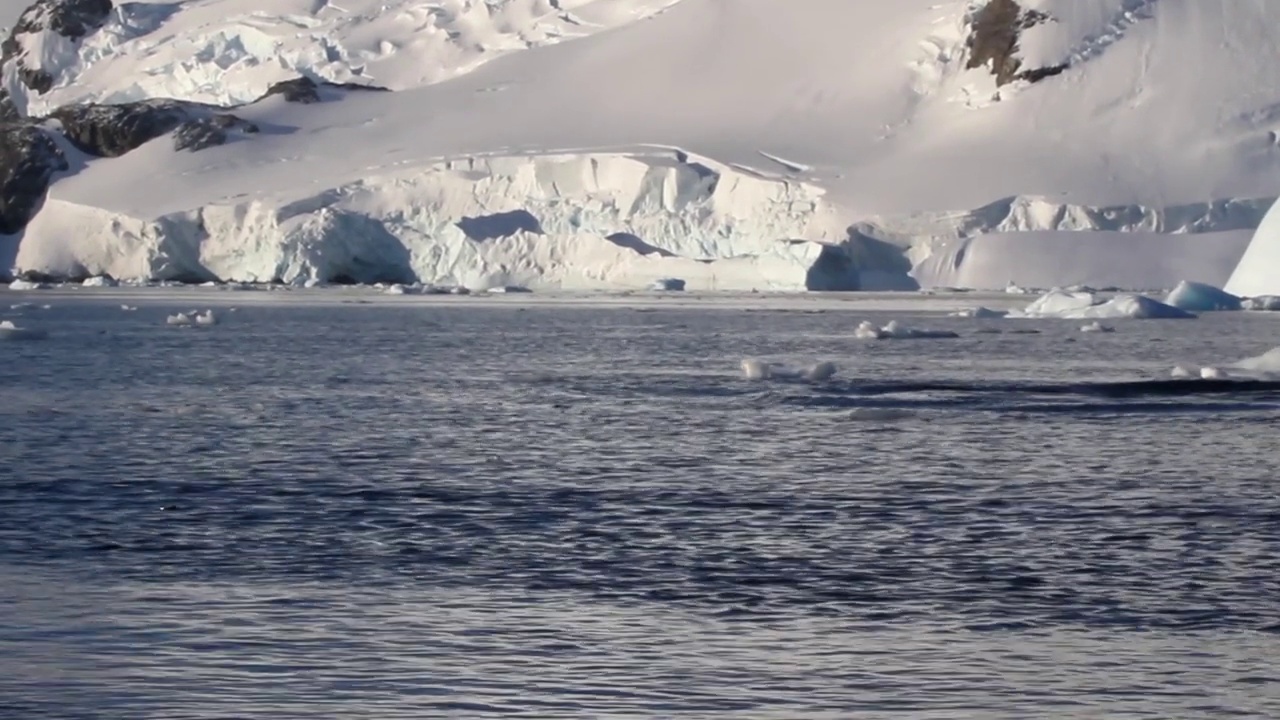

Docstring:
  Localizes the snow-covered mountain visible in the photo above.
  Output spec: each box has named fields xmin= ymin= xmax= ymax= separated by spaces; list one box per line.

xmin=2 ymin=0 xmax=1279 ymax=291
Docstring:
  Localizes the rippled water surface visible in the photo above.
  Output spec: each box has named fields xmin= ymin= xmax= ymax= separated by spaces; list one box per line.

xmin=3 ymin=292 xmax=1280 ymax=718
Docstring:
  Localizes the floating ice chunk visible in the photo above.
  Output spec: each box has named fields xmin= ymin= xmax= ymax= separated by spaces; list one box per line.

xmin=166 ymin=312 xmax=192 ymax=326
xmin=1200 ymin=366 xmax=1228 ymax=379
xmin=120 ymin=305 xmax=137 ymax=311
xmin=384 ymin=284 xmax=408 ymax=295
xmin=854 ymin=321 xmax=884 ymax=339
xmin=1229 ymin=347 xmax=1280 ymax=375
xmin=1022 ymin=289 xmax=1099 ymax=316
xmin=741 ymin=359 xmax=772 ymax=380
xmin=1170 ymin=365 xmax=1194 ymax=379
xmin=81 ymin=276 xmax=118 ymax=288
xmin=802 ymin=361 xmax=837 ymax=382
xmin=1242 ymin=295 xmax=1280 ymax=311
xmin=195 ymin=310 xmax=217 ymax=326
xmin=1005 ymin=282 xmax=1034 ymax=295
xmin=1080 ymin=321 xmax=1115 ymax=333
xmin=649 ymin=278 xmax=686 ymax=291
xmin=949 ymin=306 xmax=1007 ymax=318
xmin=487 ymin=285 xmax=532 ymax=294
xmin=10 ymin=303 xmax=32 ymax=310
xmin=8 ymin=279 xmax=47 ymax=290
xmin=856 ymin=319 xmax=959 ymax=339
xmin=0 ymin=320 xmax=47 ymax=340
xmin=1164 ymin=280 xmax=1241 ymax=312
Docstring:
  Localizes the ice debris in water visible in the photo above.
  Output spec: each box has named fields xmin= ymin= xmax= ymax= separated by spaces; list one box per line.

xmin=740 ymin=359 xmax=837 ymax=382
xmin=167 ymin=310 xmax=216 ymax=326
xmin=120 ymin=305 xmax=137 ymax=311
xmin=741 ymin=358 xmax=772 ymax=380
xmin=803 ymin=361 xmax=837 ymax=382
xmin=0 ymin=320 xmax=47 ymax=340
xmin=1171 ymin=365 xmax=1194 ymax=379
xmin=1080 ymin=321 xmax=1114 ymax=333
xmin=855 ymin=320 xmax=959 ymax=340
xmin=949 ymin=306 xmax=1007 ymax=318
xmin=7 ymin=279 xmax=47 ymax=290
xmin=1200 ymin=366 xmax=1228 ymax=379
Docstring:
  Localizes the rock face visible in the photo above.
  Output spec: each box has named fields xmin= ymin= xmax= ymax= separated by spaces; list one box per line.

xmin=50 ymin=100 xmax=258 ymax=157
xmin=0 ymin=123 xmax=67 ymax=235
xmin=262 ymin=76 xmax=391 ymax=105
xmin=966 ymin=0 xmax=1068 ymax=86
xmin=0 ymin=0 xmax=115 ymax=119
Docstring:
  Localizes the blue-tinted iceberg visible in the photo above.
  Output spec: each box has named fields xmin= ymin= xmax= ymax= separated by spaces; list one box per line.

xmin=1164 ymin=280 xmax=1241 ymax=311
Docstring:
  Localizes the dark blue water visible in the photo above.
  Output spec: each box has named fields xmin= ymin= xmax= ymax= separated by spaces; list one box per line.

xmin=3 ymin=293 xmax=1280 ymax=718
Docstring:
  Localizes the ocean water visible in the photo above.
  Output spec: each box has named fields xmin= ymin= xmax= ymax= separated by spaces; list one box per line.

xmin=2 ymin=291 xmax=1280 ymax=719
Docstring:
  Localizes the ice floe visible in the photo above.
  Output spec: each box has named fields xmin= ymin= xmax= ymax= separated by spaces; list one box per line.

xmin=855 ymin=320 xmax=959 ymax=340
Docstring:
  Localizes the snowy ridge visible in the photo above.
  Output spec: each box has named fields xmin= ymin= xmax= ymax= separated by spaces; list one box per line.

xmin=4 ymin=0 xmax=686 ymax=115
xmin=15 ymin=150 xmax=841 ymax=289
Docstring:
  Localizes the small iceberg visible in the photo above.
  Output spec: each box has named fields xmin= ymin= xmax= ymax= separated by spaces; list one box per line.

xmin=1229 ymin=347 xmax=1280 ymax=376
xmin=194 ymin=310 xmax=217 ymax=326
xmin=166 ymin=312 xmax=192 ymax=326
xmin=855 ymin=320 xmax=959 ymax=339
xmin=8 ymin=279 xmax=47 ymax=290
xmin=1021 ymin=289 xmax=1098 ymax=317
xmin=1170 ymin=365 xmax=1194 ymax=379
xmin=1200 ymin=366 xmax=1228 ymax=380
xmin=1165 ymin=280 xmax=1241 ymax=312
xmin=1080 ymin=321 xmax=1115 ymax=333
xmin=0 ymin=319 xmax=47 ymax=340
xmin=120 ymin=305 xmax=137 ymax=311
xmin=82 ymin=275 xmax=118 ymax=288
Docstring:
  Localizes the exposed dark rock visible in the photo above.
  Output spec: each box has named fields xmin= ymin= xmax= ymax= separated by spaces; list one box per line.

xmin=260 ymin=76 xmax=390 ymax=105
xmin=966 ymin=0 xmax=1067 ymax=87
xmin=0 ymin=0 xmax=114 ymax=118
xmin=50 ymin=99 xmax=257 ymax=156
xmin=264 ymin=77 xmax=322 ymax=104
xmin=0 ymin=122 xmax=67 ymax=235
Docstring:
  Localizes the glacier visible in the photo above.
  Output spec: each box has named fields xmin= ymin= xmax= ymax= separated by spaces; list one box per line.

xmin=6 ymin=0 xmax=1280 ymax=289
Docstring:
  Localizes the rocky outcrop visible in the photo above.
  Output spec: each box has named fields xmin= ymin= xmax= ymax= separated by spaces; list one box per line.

xmin=966 ymin=0 xmax=1067 ymax=86
xmin=50 ymin=100 xmax=258 ymax=157
xmin=0 ymin=0 xmax=115 ymax=119
xmin=261 ymin=76 xmax=390 ymax=105
xmin=0 ymin=122 xmax=67 ymax=235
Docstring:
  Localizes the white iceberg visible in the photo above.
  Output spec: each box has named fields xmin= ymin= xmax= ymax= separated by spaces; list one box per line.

xmin=1170 ymin=365 xmax=1195 ymax=379
xmin=0 ymin=320 xmax=47 ymax=340
xmin=81 ymin=276 xmax=118 ymax=288
xmin=194 ymin=310 xmax=217 ymax=326
xmin=8 ymin=279 xmax=47 ymax=290
xmin=1021 ymin=289 xmax=1099 ymax=317
xmin=1200 ymin=366 xmax=1228 ymax=379
xmin=1164 ymin=280 xmax=1241 ymax=311
xmin=1242 ymin=295 xmax=1280 ymax=311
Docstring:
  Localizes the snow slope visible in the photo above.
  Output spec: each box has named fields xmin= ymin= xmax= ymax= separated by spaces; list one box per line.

xmin=7 ymin=0 xmax=1280 ymax=289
